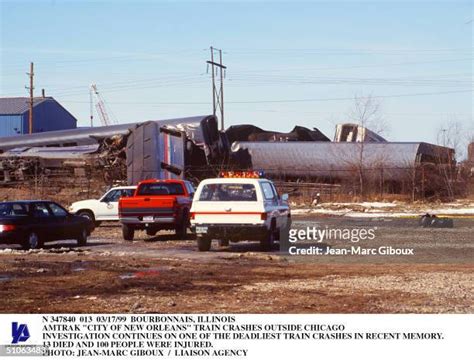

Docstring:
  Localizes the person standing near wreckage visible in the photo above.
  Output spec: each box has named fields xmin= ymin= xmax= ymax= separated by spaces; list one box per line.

xmin=312 ymin=193 xmax=321 ymax=206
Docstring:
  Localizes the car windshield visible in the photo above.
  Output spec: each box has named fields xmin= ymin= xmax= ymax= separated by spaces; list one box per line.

xmin=0 ymin=203 xmax=29 ymax=216
xmin=137 ymin=183 xmax=184 ymax=196
xmin=199 ymin=183 xmax=257 ymax=201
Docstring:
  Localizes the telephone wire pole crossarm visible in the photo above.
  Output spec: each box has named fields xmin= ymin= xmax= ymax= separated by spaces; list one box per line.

xmin=207 ymin=46 xmax=227 ymax=130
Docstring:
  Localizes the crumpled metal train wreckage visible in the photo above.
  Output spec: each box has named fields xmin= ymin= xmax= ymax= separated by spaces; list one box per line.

xmin=0 ymin=116 xmax=336 ymax=185
xmin=0 ymin=115 xmax=456 ymax=197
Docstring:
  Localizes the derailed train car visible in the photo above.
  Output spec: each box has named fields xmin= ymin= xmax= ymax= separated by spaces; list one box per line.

xmin=125 ymin=115 xmax=227 ymax=184
xmin=0 ymin=115 xmax=227 ymax=185
xmin=230 ymin=141 xmax=456 ymax=195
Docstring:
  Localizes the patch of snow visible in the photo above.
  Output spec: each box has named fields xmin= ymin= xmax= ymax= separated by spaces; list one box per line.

xmin=326 ymin=202 xmax=399 ymax=208
xmin=293 ymin=204 xmax=474 ymax=218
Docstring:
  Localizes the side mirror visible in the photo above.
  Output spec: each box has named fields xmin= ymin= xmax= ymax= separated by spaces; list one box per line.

xmin=281 ymin=194 xmax=289 ymax=202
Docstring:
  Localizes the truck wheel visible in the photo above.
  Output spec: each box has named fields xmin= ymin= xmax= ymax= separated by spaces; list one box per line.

xmin=175 ymin=212 xmax=189 ymax=239
xmin=122 ymin=224 xmax=135 ymax=241
xmin=260 ymin=228 xmax=276 ymax=252
xmin=76 ymin=228 xmax=88 ymax=246
xmin=197 ymin=236 xmax=211 ymax=252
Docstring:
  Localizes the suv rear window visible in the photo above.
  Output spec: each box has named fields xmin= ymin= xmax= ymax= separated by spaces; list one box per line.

xmin=137 ymin=183 xmax=184 ymax=196
xmin=199 ymin=183 xmax=257 ymax=201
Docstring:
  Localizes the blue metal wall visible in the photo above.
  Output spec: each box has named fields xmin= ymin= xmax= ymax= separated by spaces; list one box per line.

xmin=21 ymin=99 xmax=77 ymax=134
xmin=0 ymin=115 xmax=23 ymax=137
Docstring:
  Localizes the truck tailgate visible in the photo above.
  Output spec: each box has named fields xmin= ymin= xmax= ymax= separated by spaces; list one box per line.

xmin=120 ymin=196 xmax=175 ymax=216
xmin=191 ymin=201 xmax=265 ymax=224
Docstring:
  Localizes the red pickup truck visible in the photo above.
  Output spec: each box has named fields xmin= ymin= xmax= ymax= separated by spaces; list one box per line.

xmin=118 ymin=179 xmax=194 ymax=241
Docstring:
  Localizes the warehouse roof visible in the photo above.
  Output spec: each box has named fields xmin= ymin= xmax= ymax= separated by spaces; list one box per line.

xmin=0 ymin=97 xmax=52 ymax=115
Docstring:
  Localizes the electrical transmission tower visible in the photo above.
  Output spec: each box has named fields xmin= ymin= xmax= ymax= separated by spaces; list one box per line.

xmin=206 ymin=46 xmax=226 ymax=130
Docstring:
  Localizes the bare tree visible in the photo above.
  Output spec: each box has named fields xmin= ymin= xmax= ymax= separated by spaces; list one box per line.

xmin=348 ymin=94 xmax=388 ymax=138
xmin=466 ymin=123 xmax=474 ymax=162
xmin=346 ymin=94 xmax=386 ymax=197
xmin=437 ymin=119 xmax=465 ymax=160
xmin=435 ymin=119 xmax=464 ymax=199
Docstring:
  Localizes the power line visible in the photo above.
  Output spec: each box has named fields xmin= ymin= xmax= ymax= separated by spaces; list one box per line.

xmin=226 ymin=47 xmax=474 ymax=55
xmin=59 ymin=89 xmax=472 ymax=105
xmin=0 ymin=50 xmax=205 ymax=71
xmin=221 ymin=89 xmax=473 ymax=104
xmin=224 ymin=75 xmax=473 ymax=88
xmin=44 ymin=72 xmax=472 ymax=99
xmin=232 ymin=58 xmax=473 ymax=74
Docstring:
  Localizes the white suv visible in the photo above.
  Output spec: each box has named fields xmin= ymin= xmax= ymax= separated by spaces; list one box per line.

xmin=190 ymin=174 xmax=290 ymax=251
xmin=69 ymin=186 xmax=136 ymax=226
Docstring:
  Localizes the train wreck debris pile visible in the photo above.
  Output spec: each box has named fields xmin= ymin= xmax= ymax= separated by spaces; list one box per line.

xmin=0 ymin=134 xmax=130 ymax=185
xmin=0 ymin=156 xmax=39 ymax=183
xmin=96 ymin=134 xmax=127 ymax=183
xmin=0 ymin=115 xmax=227 ymax=192
xmin=0 ymin=116 xmax=460 ymax=200
xmin=225 ymin=124 xmax=330 ymax=143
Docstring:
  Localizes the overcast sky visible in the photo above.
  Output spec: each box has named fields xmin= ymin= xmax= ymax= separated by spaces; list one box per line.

xmin=1 ymin=0 xmax=472 ymax=148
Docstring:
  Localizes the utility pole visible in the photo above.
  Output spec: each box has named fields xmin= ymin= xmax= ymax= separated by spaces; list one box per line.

xmin=26 ymin=62 xmax=34 ymax=134
xmin=207 ymin=46 xmax=226 ymax=130
xmin=219 ymin=49 xmax=225 ymax=130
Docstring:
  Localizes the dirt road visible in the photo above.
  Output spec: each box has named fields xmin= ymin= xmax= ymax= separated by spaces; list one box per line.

xmin=0 ymin=216 xmax=472 ymax=313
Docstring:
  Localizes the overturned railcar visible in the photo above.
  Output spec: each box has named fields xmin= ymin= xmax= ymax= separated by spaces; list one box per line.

xmin=125 ymin=115 xmax=227 ymax=184
xmin=0 ymin=115 xmax=227 ymax=186
xmin=334 ymin=123 xmax=387 ymax=143
xmin=0 ymin=123 xmax=133 ymax=150
xmin=231 ymin=141 xmax=455 ymax=195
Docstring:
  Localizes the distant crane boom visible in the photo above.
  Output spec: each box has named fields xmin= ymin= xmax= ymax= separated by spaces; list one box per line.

xmin=90 ymin=84 xmax=117 ymax=126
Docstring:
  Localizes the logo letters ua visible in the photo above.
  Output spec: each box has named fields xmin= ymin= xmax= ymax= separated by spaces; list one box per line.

xmin=11 ymin=322 xmax=30 ymax=344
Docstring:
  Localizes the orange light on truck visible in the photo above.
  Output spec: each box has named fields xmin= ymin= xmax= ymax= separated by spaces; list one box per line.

xmin=219 ymin=170 xmax=265 ymax=178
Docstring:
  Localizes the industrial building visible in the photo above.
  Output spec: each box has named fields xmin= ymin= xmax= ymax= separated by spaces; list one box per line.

xmin=0 ymin=97 xmax=77 ymax=137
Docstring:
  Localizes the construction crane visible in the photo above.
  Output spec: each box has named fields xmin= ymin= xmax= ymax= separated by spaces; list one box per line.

xmin=90 ymin=84 xmax=117 ymax=127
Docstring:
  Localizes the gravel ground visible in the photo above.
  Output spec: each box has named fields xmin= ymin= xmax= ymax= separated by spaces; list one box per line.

xmin=0 ymin=215 xmax=472 ymax=313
